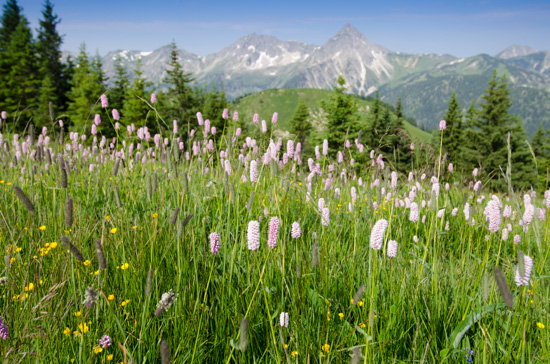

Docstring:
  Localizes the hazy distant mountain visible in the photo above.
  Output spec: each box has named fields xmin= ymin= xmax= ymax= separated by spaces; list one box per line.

xmin=100 ymin=24 xmax=550 ymax=133
xmin=496 ymin=44 xmax=537 ymax=59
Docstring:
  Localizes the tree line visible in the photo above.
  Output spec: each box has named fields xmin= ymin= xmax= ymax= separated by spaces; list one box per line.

xmin=287 ymin=72 xmax=541 ymax=191
xmin=0 ymin=0 xmax=227 ymax=139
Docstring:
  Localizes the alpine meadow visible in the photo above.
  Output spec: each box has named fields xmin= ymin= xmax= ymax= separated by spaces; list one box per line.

xmin=1 ymin=0 xmax=550 ymax=363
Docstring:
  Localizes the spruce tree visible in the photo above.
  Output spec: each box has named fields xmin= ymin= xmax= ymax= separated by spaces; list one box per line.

xmin=290 ymin=99 xmax=312 ymax=148
xmin=36 ymin=0 xmax=65 ymax=119
xmin=476 ymin=71 xmax=534 ymax=190
xmin=530 ymin=124 xmax=550 ymax=190
xmin=122 ymin=58 xmax=151 ymax=130
xmin=1 ymin=18 xmax=40 ymax=130
xmin=0 ymin=0 xmax=22 ymax=47
xmin=201 ymin=82 xmax=228 ymax=140
xmin=159 ymin=41 xmax=195 ymax=135
xmin=321 ymin=75 xmax=359 ymax=154
xmin=440 ymin=91 xmax=463 ymax=164
xmin=461 ymin=100 xmax=482 ymax=171
xmin=109 ymin=56 xmax=129 ymax=114
xmin=66 ymin=44 xmax=103 ymax=131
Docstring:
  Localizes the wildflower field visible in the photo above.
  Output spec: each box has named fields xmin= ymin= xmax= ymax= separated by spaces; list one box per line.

xmin=0 ymin=102 xmax=549 ymax=363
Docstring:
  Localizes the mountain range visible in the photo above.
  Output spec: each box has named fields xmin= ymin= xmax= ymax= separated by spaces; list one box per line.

xmin=99 ymin=24 xmax=550 ymax=134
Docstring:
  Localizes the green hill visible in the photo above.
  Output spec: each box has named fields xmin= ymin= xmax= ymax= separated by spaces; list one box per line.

xmin=232 ymin=88 xmax=431 ymax=143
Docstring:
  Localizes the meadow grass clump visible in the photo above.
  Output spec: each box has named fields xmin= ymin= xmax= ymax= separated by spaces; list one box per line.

xmin=0 ymin=99 xmax=549 ymax=363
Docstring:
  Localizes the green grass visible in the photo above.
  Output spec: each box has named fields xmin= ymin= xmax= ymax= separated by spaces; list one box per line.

xmin=232 ymin=88 xmax=432 ymax=143
xmin=0 ymin=118 xmax=548 ymax=363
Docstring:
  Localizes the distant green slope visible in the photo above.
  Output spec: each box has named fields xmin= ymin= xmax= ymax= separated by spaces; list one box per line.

xmin=232 ymin=88 xmax=431 ymax=143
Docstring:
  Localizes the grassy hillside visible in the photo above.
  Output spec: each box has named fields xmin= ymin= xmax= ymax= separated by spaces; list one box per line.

xmin=232 ymin=88 xmax=432 ymax=143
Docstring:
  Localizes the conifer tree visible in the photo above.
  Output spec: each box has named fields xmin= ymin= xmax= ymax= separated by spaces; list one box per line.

xmin=290 ymin=99 xmax=312 ymax=148
xmin=530 ymin=124 xmax=550 ymax=190
xmin=1 ymin=18 xmax=40 ymax=129
xmin=159 ymin=41 xmax=195 ymax=135
xmin=36 ymin=0 xmax=66 ymax=118
xmin=108 ymin=57 xmax=129 ymax=114
xmin=66 ymin=44 xmax=103 ymax=131
xmin=475 ymin=71 xmax=534 ymax=190
xmin=321 ymin=75 xmax=359 ymax=154
xmin=201 ymin=82 xmax=228 ymax=140
xmin=0 ymin=0 xmax=22 ymax=47
xmin=440 ymin=91 xmax=463 ymax=164
xmin=122 ymin=58 xmax=151 ymax=129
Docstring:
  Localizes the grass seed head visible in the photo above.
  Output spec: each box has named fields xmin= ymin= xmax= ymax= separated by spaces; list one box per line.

xmin=95 ymin=239 xmax=107 ymax=270
xmin=13 ymin=185 xmax=35 ymax=212
xmin=238 ymin=318 xmax=249 ymax=352
xmin=494 ymin=268 xmax=513 ymax=308
xmin=170 ymin=207 xmax=180 ymax=225
xmin=65 ymin=198 xmax=74 ymax=228
xmin=160 ymin=340 xmax=171 ymax=364
xmin=60 ymin=236 xmax=84 ymax=262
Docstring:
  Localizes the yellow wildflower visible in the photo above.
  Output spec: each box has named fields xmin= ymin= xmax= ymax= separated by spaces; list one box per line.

xmin=78 ymin=322 xmax=89 ymax=333
xmin=75 ymin=311 xmax=81 ymax=317
xmin=152 ymin=213 xmax=158 ymax=218
xmin=107 ymin=354 xmax=114 ymax=361
xmin=537 ymin=322 xmax=545 ymax=329
xmin=291 ymin=351 xmax=298 ymax=358
xmin=108 ymin=294 xmax=115 ymax=301
xmin=93 ymin=345 xmax=102 ymax=354
xmin=110 ymin=228 xmax=117 ymax=234
xmin=105 ymin=216 xmax=111 ymax=221
xmin=322 ymin=344 xmax=330 ymax=352
xmin=50 ymin=242 xmax=58 ymax=248
xmin=120 ymin=263 xmax=129 ymax=270
xmin=359 ymin=323 xmax=366 ymax=328
xmin=121 ymin=299 xmax=130 ymax=307
xmin=63 ymin=327 xmax=71 ymax=336
xmin=338 ymin=313 xmax=344 ymax=318
xmin=39 ymin=225 xmax=46 ymax=231
xmin=83 ymin=260 xmax=91 ymax=266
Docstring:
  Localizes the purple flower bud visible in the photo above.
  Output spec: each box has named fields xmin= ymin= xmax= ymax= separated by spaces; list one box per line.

xmin=0 ymin=316 xmax=8 ymax=340
xmin=209 ymin=232 xmax=220 ymax=255
xmin=94 ymin=114 xmax=101 ymax=126
xmin=439 ymin=120 xmax=446 ymax=131
xmin=196 ymin=112 xmax=204 ymax=126
xmin=91 ymin=124 xmax=97 ymax=135
xmin=222 ymin=108 xmax=229 ymax=119
xmin=151 ymin=93 xmax=157 ymax=104
xmin=253 ymin=113 xmax=259 ymax=123
xmin=100 ymin=94 xmax=108 ymax=108
xmin=112 ymin=109 xmax=120 ymax=120
xmin=272 ymin=112 xmax=278 ymax=124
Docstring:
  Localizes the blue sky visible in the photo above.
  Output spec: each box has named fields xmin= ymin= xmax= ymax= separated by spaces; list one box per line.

xmin=12 ymin=0 xmax=550 ymax=57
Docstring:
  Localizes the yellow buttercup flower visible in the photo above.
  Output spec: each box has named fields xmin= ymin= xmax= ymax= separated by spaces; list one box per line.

xmin=75 ymin=311 xmax=81 ymax=317
xmin=39 ymin=225 xmax=46 ymax=231
xmin=110 ymin=228 xmax=117 ymax=234
xmin=338 ymin=313 xmax=344 ymax=318
xmin=152 ymin=213 xmax=158 ymax=218
xmin=83 ymin=260 xmax=91 ymax=266
xmin=108 ymin=294 xmax=115 ymax=301
xmin=107 ymin=354 xmax=114 ymax=361
xmin=63 ymin=327 xmax=71 ymax=336
xmin=291 ymin=351 xmax=298 ymax=358
xmin=121 ymin=299 xmax=130 ymax=307
xmin=93 ymin=345 xmax=102 ymax=354
xmin=105 ymin=216 xmax=111 ymax=221
xmin=49 ymin=242 xmax=58 ymax=248
xmin=322 ymin=344 xmax=330 ymax=352
xmin=537 ymin=322 xmax=545 ymax=329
